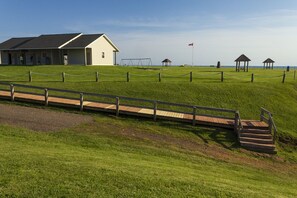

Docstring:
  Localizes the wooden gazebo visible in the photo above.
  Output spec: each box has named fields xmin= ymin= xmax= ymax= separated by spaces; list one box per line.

xmin=162 ymin=58 xmax=172 ymax=66
xmin=263 ymin=58 xmax=275 ymax=69
xmin=235 ymin=54 xmax=251 ymax=72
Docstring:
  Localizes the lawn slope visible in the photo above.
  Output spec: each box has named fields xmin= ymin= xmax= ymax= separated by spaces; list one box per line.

xmin=0 ymin=114 xmax=296 ymax=197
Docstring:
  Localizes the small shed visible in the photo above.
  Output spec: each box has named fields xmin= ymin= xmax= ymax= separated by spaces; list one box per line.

xmin=162 ymin=58 xmax=172 ymax=66
xmin=235 ymin=54 xmax=251 ymax=72
xmin=263 ymin=58 xmax=275 ymax=69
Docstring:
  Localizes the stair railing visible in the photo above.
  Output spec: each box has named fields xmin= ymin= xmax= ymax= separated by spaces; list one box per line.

xmin=234 ymin=111 xmax=243 ymax=141
xmin=260 ymin=107 xmax=277 ymax=143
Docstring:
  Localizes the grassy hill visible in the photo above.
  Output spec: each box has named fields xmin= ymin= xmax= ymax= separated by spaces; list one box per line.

xmin=0 ymin=65 xmax=296 ymax=140
xmin=0 ymin=65 xmax=296 ymax=196
xmin=0 ymin=112 xmax=296 ymax=197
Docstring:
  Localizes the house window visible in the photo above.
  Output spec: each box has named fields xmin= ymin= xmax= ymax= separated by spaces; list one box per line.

xmin=102 ymin=52 xmax=105 ymax=58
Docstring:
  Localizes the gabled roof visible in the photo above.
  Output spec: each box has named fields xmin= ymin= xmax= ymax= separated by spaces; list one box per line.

xmin=263 ymin=58 xmax=275 ymax=63
xmin=235 ymin=54 xmax=251 ymax=62
xmin=16 ymin=33 xmax=82 ymax=49
xmin=162 ymin=58 xmax=172 ymax=63
xmin=0 ymin=37 xmax=35 ymax=50
xmin=62 ymin=34 xmax=103 ymax=49
xmin=0 ymin=33 xmax=119 ymax=51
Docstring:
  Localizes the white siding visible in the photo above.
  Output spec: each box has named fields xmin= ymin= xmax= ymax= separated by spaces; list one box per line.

xmin=87 ymin=36 xmax=115 ymax=65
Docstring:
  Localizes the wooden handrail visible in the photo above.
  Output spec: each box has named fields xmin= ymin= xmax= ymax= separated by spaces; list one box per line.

xmin=234 ymin=111 xmax=242 ymax=140
xmin=260 ymin=107 xmax=277 ymax=143
xmin=0 ymin=81 xmax=240 ymax=129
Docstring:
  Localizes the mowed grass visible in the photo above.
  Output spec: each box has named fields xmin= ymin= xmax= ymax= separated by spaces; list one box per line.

xmin=0 ymin=65 xmax=296 ymax=140
xmin=0 ymin=114 xmax=296 ymax=197
xmin=0 ymin=65 xmax=297 ymax=197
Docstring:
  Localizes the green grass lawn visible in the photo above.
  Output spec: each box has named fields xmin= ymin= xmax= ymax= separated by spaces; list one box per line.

xmin=0 ymin=114 xmax=296 ymax=197
xmin=0 ymin=65 xmax=296 ymax=140
xmin=0 ymin=65 xmax=297 ymax=197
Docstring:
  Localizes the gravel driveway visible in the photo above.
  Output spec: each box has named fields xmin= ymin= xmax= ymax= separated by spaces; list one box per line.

xmin=0 ymin=104 xmax=93 ymax=131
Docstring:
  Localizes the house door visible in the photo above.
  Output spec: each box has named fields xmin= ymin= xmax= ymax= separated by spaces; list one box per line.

xmin=86 ymin=48 xmax=92 ymax=65
xmin=87 ymin=52 xmax=92 ymax=65
xmin=8 ymin=53 xmax=12 ymax=65
xmin=63 ymin=54 xmax=68 ymax=65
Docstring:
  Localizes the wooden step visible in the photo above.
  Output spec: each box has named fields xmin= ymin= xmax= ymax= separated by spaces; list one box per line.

xmin=240 ymin=132 xmax=272 ymax=139
xmin=240 ymin=141 xmax=276 ymax=154
xmin=241 ymin=128 xmax=270 ymax=134
xmin=240 ymin=137 xmax=273 ymax=144
xmin=241 ymin=120 xmax=269 ymax=130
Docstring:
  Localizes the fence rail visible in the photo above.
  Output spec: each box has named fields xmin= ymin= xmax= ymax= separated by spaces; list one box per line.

xmin=0 ymin=70 xmax=295 ymax=83
xmin=0 ymin=81 xmax=241 ymax=131
xmin=260 ymin=107 xmax=278 ymax=142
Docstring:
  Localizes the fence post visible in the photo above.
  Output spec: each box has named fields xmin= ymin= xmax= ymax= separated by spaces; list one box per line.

xmin=234 ymin=111 xmax=239 ymax=137
xmin=29 ymin=71 xmax=32 ymax=82
xmin=127 ymin=72 xmax=130 ymax=82
xmin=251 ymin=73 xmax=254 ymax=83
xmin=44 ymin=88 xmax=49 ymax=106
xmin=260 ymin=109 xmax=264 ymax=121
xmin=62 ymin=72 xmax=65 ymax=82
xmin=221 ymin=72 xmax=224 ymax=82
xmin=192 ymin=106 xmax=196 ymax=126
xmin=96 ymin=72 xmax=99 ymax=82
xmin=159 ymin=73 xmax=161 ymax=82
xmin=282 ymin=72 xmax=286 ymax=83
xmin=115 ymin=97 xmax=120 ymax=117
xmin=268 ymin=117 xmax=272 ymax=134
xmin=80 ymin=93 xmax=84 ymax=111
xmin=10 ymin=84 xmax=14 ymax=101
xmin=190 ymin=72 xmax=193 ymax=82
xmin=153 ymin=101 xmax=157 ymax=121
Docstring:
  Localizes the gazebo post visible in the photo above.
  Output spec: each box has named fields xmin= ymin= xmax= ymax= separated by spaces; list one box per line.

xmin=247 ymin=61 xmax=249 ymax=72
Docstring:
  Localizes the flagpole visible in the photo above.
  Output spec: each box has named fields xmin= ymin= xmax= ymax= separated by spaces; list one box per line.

xmin=192 ymin=45 xmax=194 ymax=66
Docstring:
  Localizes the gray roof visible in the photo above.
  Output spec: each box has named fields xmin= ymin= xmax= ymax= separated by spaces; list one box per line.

xmin=162 ymin=58 xmax=172 ymax=63
xmin=0 ymin=33 xmax=119 ymax=51
xmin=16 ymin=33 xmax=81 ymax=49
xmin=235 ymin=54 xmax=251 ymax=62
xmin=0 ymin=37 xmax=35 ymax=50
xmin=63 ymin=34 xmax=103 ymax=49
xmin=263 ymin=58 xmax=275 ymax=63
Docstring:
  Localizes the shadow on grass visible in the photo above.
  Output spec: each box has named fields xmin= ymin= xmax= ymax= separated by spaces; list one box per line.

xmin=150 ymin=120 xmax=240 ymax=150
xmin=0 ymin=98 xmax=240 ymax=150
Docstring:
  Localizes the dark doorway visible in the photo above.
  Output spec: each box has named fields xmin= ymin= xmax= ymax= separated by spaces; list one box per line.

xmin=87 ymin=49 xmax=92 ymax=65
xmin=8 ymin=53 xmax=12 ymax=65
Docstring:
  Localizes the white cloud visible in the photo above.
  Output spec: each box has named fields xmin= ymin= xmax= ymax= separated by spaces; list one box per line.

xmin=67 ymin=9 xmax=297 ymax=66
xmin=113 ymin=26 xmax=297 ymax=66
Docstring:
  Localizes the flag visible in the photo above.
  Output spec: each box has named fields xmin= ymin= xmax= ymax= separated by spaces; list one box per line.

xmin=188 ymin=43 xmax=194 ymax=46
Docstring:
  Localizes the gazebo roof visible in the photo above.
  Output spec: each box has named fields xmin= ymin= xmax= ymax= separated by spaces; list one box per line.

xmin=263 ymin=58 xmax=275 ymax=63
xmin=162 ymin=58 xmax=172 ymax=63
xmin=235 ymin=54 xmax=251 ymax=62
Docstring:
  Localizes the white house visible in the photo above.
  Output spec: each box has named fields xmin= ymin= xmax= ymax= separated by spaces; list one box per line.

xmin=0 ymin=33 xmax=119 ymax=66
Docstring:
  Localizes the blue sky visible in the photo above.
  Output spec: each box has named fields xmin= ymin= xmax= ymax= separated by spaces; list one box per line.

xmin=1 ymin=0 xmax=297 ymax=65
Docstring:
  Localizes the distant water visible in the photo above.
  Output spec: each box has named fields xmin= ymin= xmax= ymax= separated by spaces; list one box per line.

xmin=131 ymin=65 xmax=297 ymax=69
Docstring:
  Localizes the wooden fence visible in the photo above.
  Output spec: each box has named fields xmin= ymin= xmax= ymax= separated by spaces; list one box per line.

xmin=0 ymin=70 xmax=295 ymax=83
xmin=0 ymin=81 xmax=242 ymax=133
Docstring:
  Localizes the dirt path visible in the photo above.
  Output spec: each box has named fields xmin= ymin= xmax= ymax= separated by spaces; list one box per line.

xmin=0 ymin=104 xmax=93 ymax=131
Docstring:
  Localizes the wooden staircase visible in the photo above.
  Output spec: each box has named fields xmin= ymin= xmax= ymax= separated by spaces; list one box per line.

xmin=239 ymin=126 xmax=276 ymax=154
xmin=236 ymin=108 xmax=278 ymax=154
